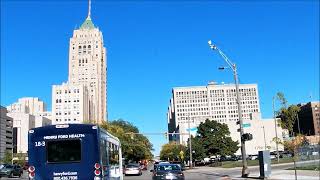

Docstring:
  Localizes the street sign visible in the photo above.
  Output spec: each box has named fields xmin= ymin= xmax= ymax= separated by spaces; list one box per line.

xmin=186 ymin=127 xmax=197 ymax=132
xmin=243 ymin=123 xmax=251 ymax=128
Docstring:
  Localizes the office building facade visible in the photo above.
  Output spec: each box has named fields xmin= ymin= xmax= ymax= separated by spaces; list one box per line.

xmin=0 ymin=106 xmax=13 ymax=160
xmin=295 ymin=101 xmax=320 ymax=135
xmin=52 ymin=82 xmax=89 ymax=124
xmin=167 ymin=82 xmax=285 ymax=155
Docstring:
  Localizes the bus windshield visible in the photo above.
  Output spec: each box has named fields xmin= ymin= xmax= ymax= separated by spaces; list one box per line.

xmin=47 ymin=140 xmax=81 ymax=163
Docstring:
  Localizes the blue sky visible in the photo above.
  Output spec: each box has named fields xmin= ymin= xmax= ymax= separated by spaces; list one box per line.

xmin=1 ymin=0 xmax=319 ymax=155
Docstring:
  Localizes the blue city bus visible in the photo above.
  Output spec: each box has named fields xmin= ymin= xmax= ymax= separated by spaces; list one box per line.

xmin=28 ymin=124 xmax=123 ymax=180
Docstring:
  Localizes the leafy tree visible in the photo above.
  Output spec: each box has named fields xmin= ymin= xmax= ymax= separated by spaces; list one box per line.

xmin=14 ymin=151 xmax=26 ymax=166
xmin=278 ymin=134 xmax=306 ymax=180
xmin=197 ymin=119 xmax=239 ymax=156
xmin=186 ymin=136 xmax=206 ymax=161
xmin=100 ymin=119 xmax=153 ymax=163
xmin=276 ymin=92 xmax=300 ymax=135
xmin=1 ymin=150 xmax=12 ymax=164
xmin=160 ymin=142 xmax=186 ymax=161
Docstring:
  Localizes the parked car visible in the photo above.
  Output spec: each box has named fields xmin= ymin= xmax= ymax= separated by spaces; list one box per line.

xmin=22 ymin=162 xmax=29 ymax=170
xmin=0 ymin=164 xmax=23 ymax=178
xmin=151 ymin=164 xmax=184 ymax=180
xmin=124 ymin=164 xmax=142 ymax=176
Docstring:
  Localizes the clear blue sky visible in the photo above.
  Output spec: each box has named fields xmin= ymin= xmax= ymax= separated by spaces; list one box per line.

xmin=1 ymin=0 xmax=319 ymax=156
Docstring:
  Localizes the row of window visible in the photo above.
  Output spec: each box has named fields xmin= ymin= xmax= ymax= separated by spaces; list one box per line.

xmin=56 ymin=99 xmax=80 ymax=103
xmin=55 ymin=118 xmax=78 ymax=122
xmin=56 ymin=89 xmax=80 ymax=94
xmin=55 ymin=111 xmax=80 ymax=115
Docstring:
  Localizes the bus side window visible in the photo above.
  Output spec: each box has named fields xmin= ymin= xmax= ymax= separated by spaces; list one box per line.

xmin=100 ymin=139 xmax=107 ymax=166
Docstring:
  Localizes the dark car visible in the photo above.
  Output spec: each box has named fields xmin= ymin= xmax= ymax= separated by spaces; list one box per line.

xmin=0 ymin=164 xmax=23 ymax=178
xmin=23 ymin=162 xmax=29 ymax=170
xmin=151 ymin=164 xmax=184 ymax=180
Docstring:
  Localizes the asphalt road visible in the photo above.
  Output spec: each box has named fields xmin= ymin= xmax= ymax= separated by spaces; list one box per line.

xmin=2 ymin=160 xmax=318 ymax=180
xmin=0 ymin=170 xmax=28 ymax=179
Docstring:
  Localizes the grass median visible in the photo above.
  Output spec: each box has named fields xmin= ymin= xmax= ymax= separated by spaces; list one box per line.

xmin=219 ymin=157 xmax=294 ymax=168
xmin=287 ymin=165 xmax=320 ymax=171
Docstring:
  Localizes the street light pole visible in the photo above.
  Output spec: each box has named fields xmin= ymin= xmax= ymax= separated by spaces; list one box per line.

xmin=272 ymin=96 xmax=280 ymax=163
xmin=262 ymin=126 xmax=267 ymax=150
xmin=208 ymin=40 xmax=249 ymax=177
xmin=188 ymin=115 xmax=193 ymax=169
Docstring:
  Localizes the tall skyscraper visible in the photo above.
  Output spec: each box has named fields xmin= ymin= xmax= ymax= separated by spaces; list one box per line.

xmin=52 ymin=0 xmax=107 ymax=124
xmin=67 ymin=0 xmax=107 ymax=123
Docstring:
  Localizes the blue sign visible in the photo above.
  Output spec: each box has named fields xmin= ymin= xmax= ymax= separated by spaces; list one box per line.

xmin=186 ymin=127 xmax=197 ymax=132
xmin=243 ymin=123 xmax=251 ymax=128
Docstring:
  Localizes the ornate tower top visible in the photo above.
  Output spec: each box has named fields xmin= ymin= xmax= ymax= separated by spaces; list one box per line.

xmin=80 ymin=0 xmax=95 ymax=30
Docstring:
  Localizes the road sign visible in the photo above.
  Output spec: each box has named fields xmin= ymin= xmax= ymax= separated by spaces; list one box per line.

xmin=243 ymin=123 xmax=251 ymax=128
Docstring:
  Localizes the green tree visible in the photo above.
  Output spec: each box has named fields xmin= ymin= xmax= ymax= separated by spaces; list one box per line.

xmin=14 ymin=151 xmax=26 ymax=166
xmin=1 ymin=150 xmax=12 ymax=164
xmin=197 ymin=119 xmax=239 ymax=156
xmin=276 ymin=92 xmax=300 ymax=135
xmin=100 ymin=119 xmax=153 ymax=163
xmin=186 ymin=136 xmax=206 ymax=161
xmin=160 ymin=142 xmax=186 ymax=161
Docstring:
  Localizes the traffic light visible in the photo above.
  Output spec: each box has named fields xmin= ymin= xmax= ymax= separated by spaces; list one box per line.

xmin=164 ymin=132 xmax=168 ymax=139
xmin=241 ymin=133 xmax=253 ymax=141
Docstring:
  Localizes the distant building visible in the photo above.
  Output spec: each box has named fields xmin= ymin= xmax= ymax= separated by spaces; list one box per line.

xmin=6 ymin=97 xmax=52 ymax=154
xmin=52 ymin=82 xmax=89 ymax=124
xmin=167 ymin=82 xmax=260 ymax=144
xmin=295 ymin=101 xmax=320 ymax=136
xmin=50 ymin=0 xmax=108 ymax=124
xmin=0 ymin=106 xmax=13 ymax=160
xmin=7 ymin=97 xmax=46 ymax=115
xmin=35 ymin=116 xmax=51 ymax=128
xmin=37 ymin=111 xmax=52 ymax=120
xmin=167 ymin=82 xmax=285 ymax=155
xmin=66 ymin=1 xmax=107 ymax=123
xmin=7 ymin=112 xmax=35 ymax=154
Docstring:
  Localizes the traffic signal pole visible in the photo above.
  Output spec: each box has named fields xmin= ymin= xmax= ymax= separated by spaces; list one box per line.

xmin=208 ymin=40 xmax=249 ymax=177
xmin=234 ymin=64 xmax=249 ymax=177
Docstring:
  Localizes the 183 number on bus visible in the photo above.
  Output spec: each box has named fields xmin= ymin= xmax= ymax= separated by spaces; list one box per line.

xmin=35 ymin=141 xmax=45 ymax=147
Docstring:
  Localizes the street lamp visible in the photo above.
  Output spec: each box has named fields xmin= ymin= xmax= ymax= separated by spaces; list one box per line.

xmin=208 ymin=40 xmax=249 ymax=177
xmin=262 ymin=125 xmax=267 ymax=150
xmin=188 ymin=115 xmax=193 ymax=169
xmin=272 ymin=96 xmax=280 ymax=163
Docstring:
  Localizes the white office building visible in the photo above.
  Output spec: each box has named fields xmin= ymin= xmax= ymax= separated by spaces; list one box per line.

xmin=7 ymin=112 xmax=35 ymax=154
xmin=52 ymin=82 xmax=89 ymax=124
xmin=0 ymin=106 xmax=13 ymax=160
xmin=6 ymin=97 xmax=52 ymax=154
xmin=7 ymin=97 xmax=46 ymax=115
xmin=167 ymin=82 xmax=284 ymax=155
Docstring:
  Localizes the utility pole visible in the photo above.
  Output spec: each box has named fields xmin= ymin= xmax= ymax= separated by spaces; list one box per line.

xmin=188 ymin=115 xmax=193 ymax=169
xmin=262 ymin=126 xmax=267 ymax=150
xmin=208 ymin=40 xmax=249 ymax=177
xmin=233 ymin=64 xmax=249 ymax=177
xmin=272 ymin=96 xmax=280 ymax=163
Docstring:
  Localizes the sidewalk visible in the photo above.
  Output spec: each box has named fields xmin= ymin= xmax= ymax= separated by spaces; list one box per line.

xmin=186 ymin=166 xmax=320 ymax=180
xmin=245 ymin=169 xmax=320 ymax=180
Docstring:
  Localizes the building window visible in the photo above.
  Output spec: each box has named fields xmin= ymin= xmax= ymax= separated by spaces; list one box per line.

xmin=83 ymin=45 xmax=86 ymax=54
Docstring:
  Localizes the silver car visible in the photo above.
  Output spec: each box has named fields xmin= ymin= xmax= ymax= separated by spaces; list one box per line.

xmin=124 ymin=164 xmax=142 ymax=176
